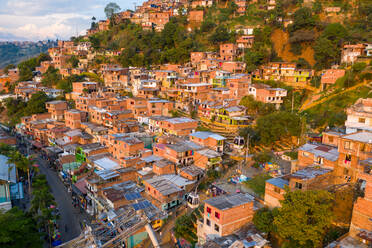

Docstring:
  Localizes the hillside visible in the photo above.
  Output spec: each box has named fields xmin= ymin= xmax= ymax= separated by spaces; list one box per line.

xmin=271 ymin=29 xmax=315 ymax=66
xmin=0 ymin=41 xmax=57 ymax=69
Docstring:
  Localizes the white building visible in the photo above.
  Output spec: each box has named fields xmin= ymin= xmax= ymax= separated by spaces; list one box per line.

xmin=345 ymin=98 xmax=372 ymax=134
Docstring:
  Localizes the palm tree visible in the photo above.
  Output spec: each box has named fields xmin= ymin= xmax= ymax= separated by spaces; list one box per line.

xmin=7 ymin=151 xmax=35 ymax=194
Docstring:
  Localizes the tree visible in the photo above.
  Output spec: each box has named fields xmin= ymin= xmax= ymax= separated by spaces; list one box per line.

xmin=255 ymin=111 xmax=301 ymax=146
xmin=314 ymin=37 xmax=339 ymax=70
xmin=30 ymin=175 xmax=57 ymax=245
xmin=41 ymin=66 xmax=61 ymax=87
xmin=288 ymin=7 xmax=317 ymax=33
xmin=274 ymin=190 xmax=334 ymax=247
xmin=3 ymin=64 xmax=15 ymax=75
xmin=253 ymin=208 xmax=275 ymax=233
xmin=0 ymin=207 xmax=42 ymax=248
xmin=312 ymin=0 xmax=322 ymax=14
xmin=174 ymin=213 xmax=198 ymax=244
xmin=209 ymin=25 xmax=231 ymax=43
xmin=67 ymin=55 xmax=79 ymax=68
xmin=104 ymin=2 xmax=121 ymax=20
xmin=17 ymin=53 xmax=51 ymax=81
xmin=7 ymin=150 xmax=35 ymax=194
xmin=24 ymin=91 xmax=49 ymax=116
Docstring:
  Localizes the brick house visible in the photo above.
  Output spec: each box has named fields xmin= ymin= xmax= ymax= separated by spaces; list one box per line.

xmin=72 ymin=82 xmax=97 ymax=95
xmin=264 ymin=167 xmax=334 ymax=208
xmin=349 ymin=169 xmax=372 ymax=239
xmin=189 ymin=131 xmax=226 ymax=153
xmin=98 ymin=19 xmax=110 ymax=31
xmin=197 ymin=193 xmax=255 ymax=244
xmin=109 ymin=135 xmax=145 ymax=160
xmin=153 ymin=140 xmax=203 ymax=166
xmin=153 ymin=160 xmax=176 ymax=175
xmin=143 ymin=175 xmax=193 ymax=211
xmin=248 ymin=83 xmax=287 ymax=108
xmin=7 ymin=68 xmax=19 ymax=83
xmin=264 ymin=177 xmax=289 ymax=209
xmin=226 ymin=74 xmax=251 ymax=99
xmin=191 ymin=0 xmax=214 ymax=8
xmin=149 ymin=12 xmax=170 ymax=31
xmin=194 ymin=148 xmax=222 ymax=170
xmin=46 ymin=100 xmax=68 ymax=121
xmin=341 ymin=44 xmax=367 ymax=64
xmin=297 ymin=143 xmax=339 ymax=170
xmin=188 ymin=10 xmax=204 ymax=23
xmin=178 ymin=165 xmax=204 ymax=181
xmin=320 ymin=69 xmax=345 ymax=90
xmin=220 ymin=43 xmax=238 ymax=61
xmin=65 ymin=109 xmax=88 ymax=129
xmin=334 ymin=131 xmax=372 ymax=184
xmin=154 ymin=117 xmax=198 ymax=136
xmin=221 ymin=61 xmax=246 ymax=73
xmin=236 ymin=35 xmax=254 ymax=49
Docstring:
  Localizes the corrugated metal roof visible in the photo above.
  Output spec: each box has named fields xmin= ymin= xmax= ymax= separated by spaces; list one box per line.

xmin=266 ymin=177 xmax=288 ymax=189
xmin=204 ymin=193 xmax=254 ymax=210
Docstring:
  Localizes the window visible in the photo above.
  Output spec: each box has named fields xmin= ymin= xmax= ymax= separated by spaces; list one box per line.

xmin=214 ymin=224 xmax=220 ymax=232
xmin=274 ymin=187 xmax=281 ymax=193
xmin=359 ymin=118 xmax=366 ymax=123
xmin=344 ymin=141 xmax=351 ymax=150
xmin=206 ymin=207 xmax=211 ymax=214
xmin=295 ymin=182 xmax=302 ymax=189
xmin=215 ymin=211 xmax=220 ymax=219
xmin=345 ymin=154 xmax=352 ymax=163
xmin=206 ymin=218 xmax=210 ymax=226
xmin=328 ymin=136 xmax=334 ymax=143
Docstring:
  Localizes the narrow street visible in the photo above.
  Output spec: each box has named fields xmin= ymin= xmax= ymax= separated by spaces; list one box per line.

xmin=36 ymin=156 xmax=87 ymax=242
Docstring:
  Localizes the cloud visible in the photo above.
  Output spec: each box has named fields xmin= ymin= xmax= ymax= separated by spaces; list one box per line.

xmin=0 ymin=0 xmax=145 ymax=41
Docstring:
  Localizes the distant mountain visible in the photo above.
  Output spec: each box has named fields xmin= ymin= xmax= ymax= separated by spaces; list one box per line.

xmin=0 ymin=40 xmax=57 ymax=69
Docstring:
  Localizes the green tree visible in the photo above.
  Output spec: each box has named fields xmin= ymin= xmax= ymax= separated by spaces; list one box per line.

xmin=41 ymin=66 xmax=61 ymax=87
xmin=174 ymin=213 xmax=198 ymax=244
xmin=314 ymin=37 xmax=339 ymax=70
xmin=24 ymin=91 xmax=49 ymax=116
xmin=209 ymin=25 xmax=231 ymax=43
xmin=3 ymin=64 xmax=15 ymax=75
xmin=274 ymin=190 xmax=334 ymax=247
xmin=0 ymin=207 xmax=42 ymax=248
xmin=253 ymin=208 xmax=275 ymax=233
xmin=104 ymin=2 xmax=121 ymax=20
xmin=17 ymin=53 xmax=51 ymax=81
xmin=288 ymin=7 xmax=317 ymax=33
xmin=67 ymin=55 xmax=79 ymax=68
xmin=255 ymin=111 xmax=301 ymax=146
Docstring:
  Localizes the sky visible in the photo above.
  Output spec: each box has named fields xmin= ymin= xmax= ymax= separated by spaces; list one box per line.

xmin=0 ymin=0 xmax=145 ymax=41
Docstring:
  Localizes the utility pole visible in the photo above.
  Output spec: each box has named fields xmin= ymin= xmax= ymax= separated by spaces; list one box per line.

xmin=291 ymin=91 xmax=294 ymax=113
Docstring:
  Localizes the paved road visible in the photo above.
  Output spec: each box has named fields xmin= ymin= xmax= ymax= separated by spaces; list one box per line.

xmin=36 ymin=156 xmax=86 ymax=242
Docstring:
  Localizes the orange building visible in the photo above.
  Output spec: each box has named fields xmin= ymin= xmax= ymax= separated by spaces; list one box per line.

xmin=152 ymin=160 xmax=175 ymax=175
xmin=46 ymin=100 xmax=68 ymax=121
xmin=197 ymin=193 xmax=255 ymax=244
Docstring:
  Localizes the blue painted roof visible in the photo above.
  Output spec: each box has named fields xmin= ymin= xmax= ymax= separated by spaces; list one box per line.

xmin=124 ymin=192 xmax=142 ymax=201
xmin=266 ymin=177 xmax=288 ymax=189
xmin=132 ymin=200 xmax=153 ymax=211
xmin=190 ymin=131 xmax=226 ymax=140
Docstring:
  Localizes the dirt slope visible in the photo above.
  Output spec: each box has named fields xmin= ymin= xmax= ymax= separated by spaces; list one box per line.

xmin=271 ymin=29 xmax=315 ymax=66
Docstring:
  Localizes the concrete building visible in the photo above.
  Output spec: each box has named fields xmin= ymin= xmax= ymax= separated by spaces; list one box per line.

xmin=345 ymin=98 xmax=372 ymax=134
